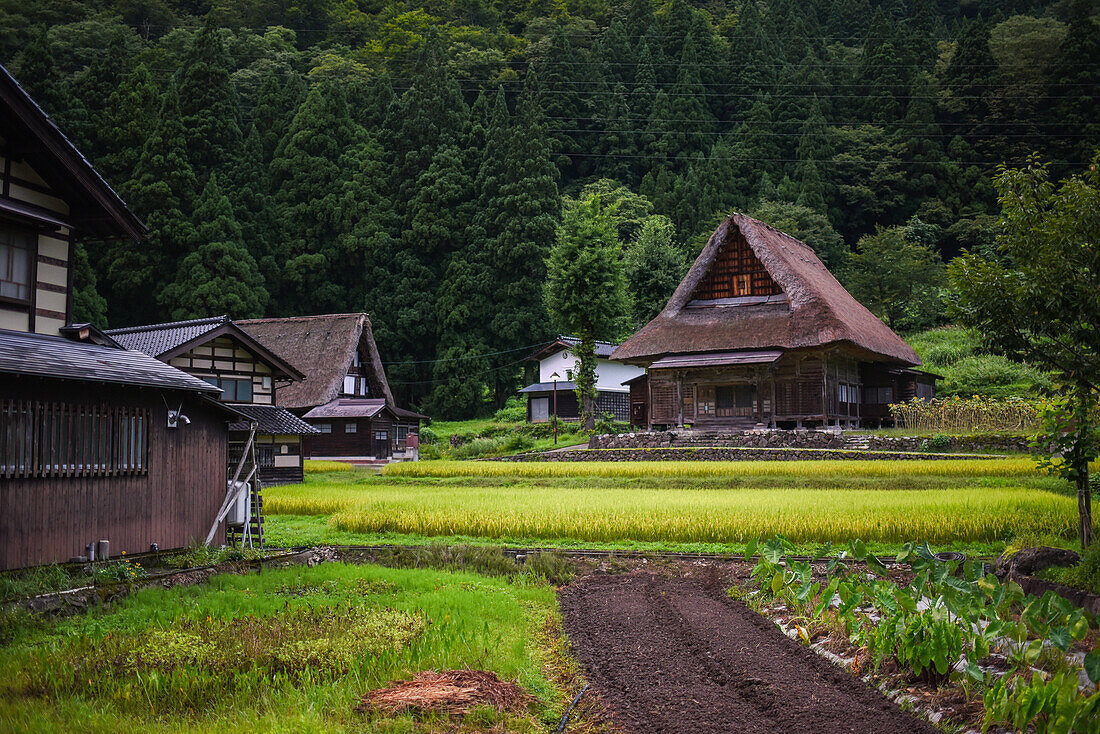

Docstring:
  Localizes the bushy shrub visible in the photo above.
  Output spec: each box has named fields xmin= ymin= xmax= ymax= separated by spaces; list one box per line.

xmin=418 ymin=443 xmax=443 ymax=460
xmin=418 ymin=426 xmax=438 ymax=445
xmin=450 ymin=436 xmax=507 ymax=459
xmin=923 ymin=434 xmax=953 ymax=452
xmin=501 ymin=433 xmax=534 ymax=452
xmin=907 ymin=326 xmax=1053 ymax=398
xmin=493 ymin=396 xmax=527 ymax=423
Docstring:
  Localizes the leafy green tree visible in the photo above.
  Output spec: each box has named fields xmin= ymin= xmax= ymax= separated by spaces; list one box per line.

xmin=749 ymin=199 xmax=847 ymax=271
xmin=623 ymin=215 xmax=684 ymax=325
xmin=176 ymin=18 xmax=242 ymax=177
xmin=545 ymin=195 xmax=631 ymax=428
xmin=949 ymin=155 xmax=1100 ymax=548
xmin=160 ymin=175 xmax=268 ymax=320
xmin=844 ymin=219 xmax=946 ymax=332
xmin=490 ymin=73 xmax=560 ymax=405
xmin=71 ymin=242 xmax=108 ymax=327
xmin=576 ymin=179 xmax=654 ymax=243
xmin=1043 ymin=2 xmax=1100 ymax=166
xmin=99 ymin=63 xmax=159 ymax=187
xmin=270 ymin=78 xmax=370 ymax=313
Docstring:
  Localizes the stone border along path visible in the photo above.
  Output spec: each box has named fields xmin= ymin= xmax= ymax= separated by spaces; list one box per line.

xmin=559 ymin=572 xmax=940 ymax=734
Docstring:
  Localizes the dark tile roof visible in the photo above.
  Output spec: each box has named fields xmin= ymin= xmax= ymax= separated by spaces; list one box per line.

xmin=558 ymin=336 xmax=618 ymax=358
xmin=0 ymin=329 xmax=222 ymax=394
xmin=528 ymin=336 xmax=619 ymax=362
xmin=228 ymin=404 xmax=320 ymax=434
xmin=392 ymin=406 xmax=427 ymax=421
xmin=106 ymin=315 xmax=230 ymax=357
xmin=302 ymin=398 xmax=391 ymax=420
xmin=519 ymin=381 xmax=579 ymax=393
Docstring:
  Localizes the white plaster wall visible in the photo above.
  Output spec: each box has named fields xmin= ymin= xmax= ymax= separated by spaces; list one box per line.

xmin=538 ymin=348 xmax=644 ymax=392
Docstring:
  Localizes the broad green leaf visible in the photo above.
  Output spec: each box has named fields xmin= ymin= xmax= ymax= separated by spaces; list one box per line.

xmin=1085 ymin=650 xmax=1100 ymax=685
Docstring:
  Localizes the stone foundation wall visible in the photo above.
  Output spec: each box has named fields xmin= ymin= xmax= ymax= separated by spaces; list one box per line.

xmin=502 ymin=447 xmax=1003 ymax=462
xmin=588 ymin=431 xmax=1032 ymax=454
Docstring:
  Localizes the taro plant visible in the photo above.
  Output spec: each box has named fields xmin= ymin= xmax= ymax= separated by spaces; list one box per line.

xmin=982 ymin=672 xmax=1100 ymax=734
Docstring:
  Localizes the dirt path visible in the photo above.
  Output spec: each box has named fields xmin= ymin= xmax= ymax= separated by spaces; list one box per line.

xmin=559 ymin=572 xmax=938 ymax=734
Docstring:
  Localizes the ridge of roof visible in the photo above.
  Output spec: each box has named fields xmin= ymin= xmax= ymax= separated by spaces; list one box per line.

xmin=611 ymin=213 xmax=921 ymax=366
xmin=106 ymin=315 xmax=229 ymax=335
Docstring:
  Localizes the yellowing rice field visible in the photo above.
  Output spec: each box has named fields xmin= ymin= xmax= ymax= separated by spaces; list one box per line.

xmin=264 ymin=459 xmax=1080 ymax=545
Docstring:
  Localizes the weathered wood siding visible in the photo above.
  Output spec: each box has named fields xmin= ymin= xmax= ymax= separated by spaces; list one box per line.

xmin=303 ymin=415 xmax=394 ymax=458
xmin=0 ymin=377 xmax=228 ymax=569
xmin=645 ymin=349 xmax=868 ymax=429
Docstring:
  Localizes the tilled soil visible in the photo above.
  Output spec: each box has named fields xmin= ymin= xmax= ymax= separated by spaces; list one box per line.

xmin=559 ymin=572 xmax=939 ymax=734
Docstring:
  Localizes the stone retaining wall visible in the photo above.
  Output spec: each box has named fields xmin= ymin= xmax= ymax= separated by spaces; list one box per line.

xmin=588 ymin=431 xmax=1032 ymax=454
xmin=503 ymin=447 xmax=1003 ymax=462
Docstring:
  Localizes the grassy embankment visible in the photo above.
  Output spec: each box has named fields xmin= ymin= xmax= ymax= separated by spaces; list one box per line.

xmin=0 ymin=563 xmax=574 ymax=732
xmin=264 ymin=460 xmax=1089 ymax=557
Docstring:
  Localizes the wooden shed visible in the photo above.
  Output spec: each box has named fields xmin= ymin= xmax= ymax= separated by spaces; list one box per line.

xmin=613 ymin=213 xmax=936 ymax=430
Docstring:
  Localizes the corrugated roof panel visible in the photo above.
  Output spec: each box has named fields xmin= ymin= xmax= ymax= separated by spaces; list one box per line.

xmin=649 ymin=350 xmax=784 ymax=369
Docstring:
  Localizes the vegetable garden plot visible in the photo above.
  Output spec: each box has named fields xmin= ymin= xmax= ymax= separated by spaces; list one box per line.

xmin=739 ymin=537 xmax=1100 ymax=733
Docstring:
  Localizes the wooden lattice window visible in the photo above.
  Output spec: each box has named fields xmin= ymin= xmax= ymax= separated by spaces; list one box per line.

xmin=1 ymin=400 xmax=149 ymax=478
xmin=692 ymin=229 xmax=783 ymax=300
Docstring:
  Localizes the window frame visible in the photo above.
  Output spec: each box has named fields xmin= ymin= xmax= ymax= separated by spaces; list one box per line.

xmin=0 ymin=220 xmax=35 ymax=306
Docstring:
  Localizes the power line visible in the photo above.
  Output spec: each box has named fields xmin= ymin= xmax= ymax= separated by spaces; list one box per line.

xmin=381 ymin=339 xmax=553 ymax=365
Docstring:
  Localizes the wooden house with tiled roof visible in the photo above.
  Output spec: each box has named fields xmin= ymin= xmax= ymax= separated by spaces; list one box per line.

xmin=238 ymin=314 xmax=425 ymax=461
xmin=0 ymin=65 xmax=244 ymax=568
xmin=614 ymin=213 xmax=936 ymax=430
xmin=107 ymin=315 xmax=319 ymax=485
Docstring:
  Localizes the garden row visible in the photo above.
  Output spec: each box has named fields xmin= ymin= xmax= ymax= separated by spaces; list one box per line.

xmin=742 ymin=538 xmax=1100 ymax=733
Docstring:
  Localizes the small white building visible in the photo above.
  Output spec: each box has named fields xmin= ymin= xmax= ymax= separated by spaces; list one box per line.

xmin=519 ymin=336 xmax=645 ymax=422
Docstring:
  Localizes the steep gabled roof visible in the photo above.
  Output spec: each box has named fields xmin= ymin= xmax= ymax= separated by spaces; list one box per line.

xmin=106 ymin=315 xmax=304 ymax=380
xmin=237 ymin=314 xmax=395 ymax=410
xmin=0 ymin=64 xmax=144 ymax=241
xmin=612 ymin=213 xmax=921 ymax=366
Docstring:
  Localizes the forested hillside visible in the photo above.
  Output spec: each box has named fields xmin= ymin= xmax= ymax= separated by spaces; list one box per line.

xmin=4 ymin=0 xmax=1097 ymax=415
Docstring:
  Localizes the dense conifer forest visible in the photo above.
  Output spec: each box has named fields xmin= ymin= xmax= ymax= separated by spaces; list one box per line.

xmin=4 ymin=0 xmax=1097 ymax=415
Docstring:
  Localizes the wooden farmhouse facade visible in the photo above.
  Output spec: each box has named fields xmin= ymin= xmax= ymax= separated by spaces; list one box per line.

xmin=107 ymin=315 xmax=320 ymax=485
xmin=0 ymin=66 xmax=242 ymax=569
xmin=614 ymin=213 xmax=936 ymax=430
xmin=238 ymin=314 xmax=425 ymax=461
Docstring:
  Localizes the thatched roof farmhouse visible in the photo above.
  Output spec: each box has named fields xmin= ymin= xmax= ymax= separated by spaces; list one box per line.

xmin=614 ymin=213 xmax=934 ymax=430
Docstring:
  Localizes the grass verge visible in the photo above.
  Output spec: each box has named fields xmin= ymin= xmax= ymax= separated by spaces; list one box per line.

xmin=0 ymin=563 xmax=577 ymax=733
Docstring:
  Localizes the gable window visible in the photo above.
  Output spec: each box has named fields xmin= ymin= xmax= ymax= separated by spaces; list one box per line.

xmin=0 ymin=223 xmax=34 ymax=303
xmin=345 ymin=422 xmax=357 ymax=433
xmin=202 ymin=377 xmax=253 ymax=403
xmin=342 ymin=375 xmax=369 ymax=396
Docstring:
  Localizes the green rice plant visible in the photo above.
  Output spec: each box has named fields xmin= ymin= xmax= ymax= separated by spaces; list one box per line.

xmin=314 ymin=484 xmax=1075 ymax=544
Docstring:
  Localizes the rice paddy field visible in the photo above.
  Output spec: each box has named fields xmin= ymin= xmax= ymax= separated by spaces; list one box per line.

xmin=266 ymin=459 xmax=1091 ymax=552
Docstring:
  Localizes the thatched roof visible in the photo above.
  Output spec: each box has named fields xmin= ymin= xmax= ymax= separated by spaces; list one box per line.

xmin=612 ymin=213 xmax=921 ymax=366
xmin=237 ymin=314 xmax=394 ymax=410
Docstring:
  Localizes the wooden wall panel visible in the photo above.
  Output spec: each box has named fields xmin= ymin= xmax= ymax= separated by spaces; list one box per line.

xmin=0 ymin=378 xmax=228 ymax=570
